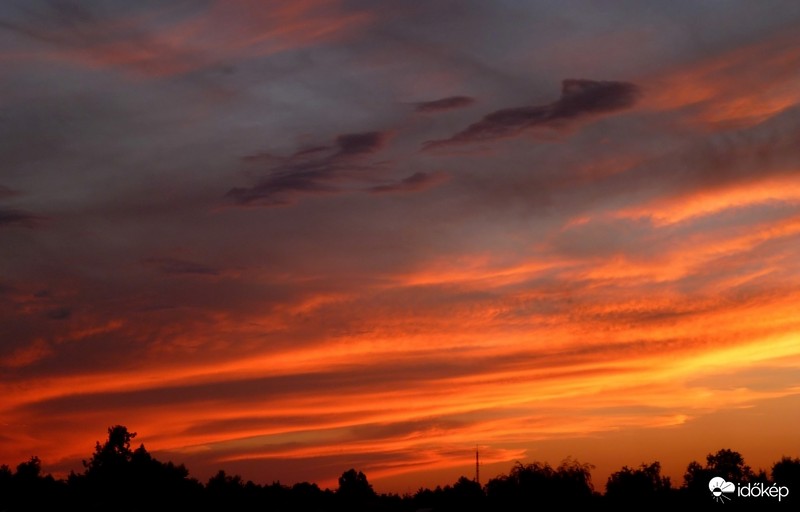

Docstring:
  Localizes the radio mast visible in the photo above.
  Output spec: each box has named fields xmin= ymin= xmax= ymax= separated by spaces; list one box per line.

xmin=475 ymin=446 xmax=480 ymax=486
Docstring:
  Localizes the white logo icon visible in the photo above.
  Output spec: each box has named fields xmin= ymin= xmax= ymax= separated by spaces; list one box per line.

xmin=709 ymin=477 xmax=736 ymax=503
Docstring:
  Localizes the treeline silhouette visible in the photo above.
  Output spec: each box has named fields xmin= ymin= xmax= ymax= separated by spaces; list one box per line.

xmin=1 ymin=425 xmax=798 ymax=511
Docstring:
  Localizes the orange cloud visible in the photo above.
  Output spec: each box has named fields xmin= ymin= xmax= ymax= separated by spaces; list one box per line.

xmin=644 ymin=30 xmax=800 ymax=128
xmin=616 ymin=174 xmax=800 ymax=226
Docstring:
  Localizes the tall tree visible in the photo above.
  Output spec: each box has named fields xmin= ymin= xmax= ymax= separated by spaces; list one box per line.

xmin=337 ymin=468 xmax=376 ymax=511
xmin=606 ymin=461 xmax=674 ymax=506
xmin=84 ymin=425 xmax=137 ymax=475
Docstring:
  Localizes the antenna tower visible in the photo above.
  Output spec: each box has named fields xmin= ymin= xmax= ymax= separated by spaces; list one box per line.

xmin=475 ymin=446 xmax=480 ymax=486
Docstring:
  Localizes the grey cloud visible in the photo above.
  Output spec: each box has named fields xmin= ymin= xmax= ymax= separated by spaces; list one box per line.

xmin=0 ymin=185 xmax=19 ymax=199
xmin=368 ymin=171 xmax=449 ymax=194
xmin=226 ymin=169 xmax=337 ymax=207
xmin=227 ymin=130 xmax=390 ymax=207
xmin=292 ymin=145 xmax=333 ymax=158
xmin=415 ymin=96 xmax=475 ymax=113
xmin=0 ymin=208 xmax=46 ymax=228
xmin=0 ymin=0 xmax=209 ymax=77
xmin=0 ymin=282 xmax=15 ymax=296
xmin=0 ymin=1 xmax=107 ymax=47
xmin=240 ymin=152 xmax=280 ymax=163
xmin=424 ymin=79 xmax=640 ymax=149
xmin=141 ymin=257 xmax=221 ymax=277
xmin=2 ymin=0 xmax=95 ymax=38
xmin=335 ymin=131 xmax=387 ymax=156
xmin=46 ymin=306 xmax=72 ymax=320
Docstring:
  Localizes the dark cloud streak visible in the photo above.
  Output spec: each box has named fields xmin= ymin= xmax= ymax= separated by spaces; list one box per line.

xmin=334 ymin=131 xmax=387 ymax=156
xmin=226 ymin=169 xmax=337 ymax=207
xmin=141 ymin=257 xmax=221 ymax=277
xmin=423 ymin=79 xmax=640 ymax=149
xmin=46 ymin=307 xmax=72 ymax=320
xmin=415 ymin=96 xmax=475 ymax=113
xmin=227 ymin=131 xmax=391 ymax=207
xmin=368 ymin=171 xmax=448 ymax=194
xmin=0 ymin=208 xmax=46 ymax=228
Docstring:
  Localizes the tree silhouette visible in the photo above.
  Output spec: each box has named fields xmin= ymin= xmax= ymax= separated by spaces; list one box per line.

xmin=289 ymin=481 xmax=331 ymax=511
xmin=83 ymin=425 xmax=137 ymax=477
xmin=683 ymin=448 xmax=755 ymax=502
xmin=71 ymin=425 xmax=203 ymax=511
xmin=129 ymin=442 xmax=202 ymax=508
xmin=206 ymin=469 xmax=245 ymax=504
xmin=441 ymin=476 xmax=484 ymax=512
xmin=705 ymin=448 xmax=753 ymax=482
xmin=0 ymin=456 xmax=65 ymax=511
xmin=77 ymin=425 xmax=138 ymax=510
xmin=337 ymin=468 xmax=376 ymax=511
xmin=0 ymin=463 xmax=11 ymax=508
xmin=486 ymin=458 xmax=595 ymax=509
xmin=556 ymin=457 xmax=595 ymax=501
xmin=338 ymin=468 xmax=375 ymax=496
xmin=1 ymin=425 xmax=799 ymax=511
xmin=606 ymin=461 xmax=674 ymax=508
xmin=14 ymin=456 xmax=42 ymax=481
xmin=772 ymin=456 xmax=800 ymax=505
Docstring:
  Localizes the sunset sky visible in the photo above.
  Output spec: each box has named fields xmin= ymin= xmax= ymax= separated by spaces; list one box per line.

xmin=2 ymin=0 xmax=800 ymax=493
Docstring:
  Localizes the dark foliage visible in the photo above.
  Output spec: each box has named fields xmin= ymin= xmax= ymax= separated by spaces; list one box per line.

xmin=485 ymin=458 xmax=596 ymax=509
xmin=606 ymin=461 xmax=675 ymax=510
xmin=771 ymin=456 xmax=800 ymax=506
xmin=0 ymin=456 xmax=66 ymax=510
xmin=0 ymin=425 xmax=797 ymax=511
xmin=66 ymin=425 xmax=203 ymax=511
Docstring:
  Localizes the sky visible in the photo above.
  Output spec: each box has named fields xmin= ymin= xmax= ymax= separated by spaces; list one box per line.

xmin=2 ymin=0 xmax=800 ymax=493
